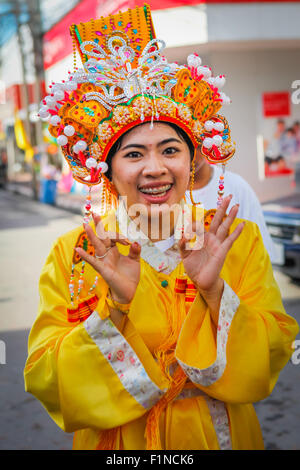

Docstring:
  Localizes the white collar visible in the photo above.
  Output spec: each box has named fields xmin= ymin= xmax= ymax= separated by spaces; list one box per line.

xmin=115 ymin=200 xmax=191 ymax=274
xmin=154 ymin=235 xmax=175 ymax=253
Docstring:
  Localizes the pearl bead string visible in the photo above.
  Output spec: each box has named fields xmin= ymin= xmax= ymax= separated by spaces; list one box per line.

xmin=69 ymin=263 xmax=75 ymax=306
xmin=68 ymin=187 xmax=100 ymax=305
xmin=217 ymin=164 xmax=226 ymax=208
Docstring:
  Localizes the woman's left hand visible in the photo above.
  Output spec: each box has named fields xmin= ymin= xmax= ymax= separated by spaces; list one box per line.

xmin=179 ymin=195 xmax=245 ymax=321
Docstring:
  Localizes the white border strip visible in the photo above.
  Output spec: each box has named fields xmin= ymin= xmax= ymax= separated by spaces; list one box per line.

xmin=176 ymin=387 xmax=232 ymax=450
xmin=84 ymin=311 xmax=165 ymax=409
xmin=205 ymin=396 xmax=232 ymax=450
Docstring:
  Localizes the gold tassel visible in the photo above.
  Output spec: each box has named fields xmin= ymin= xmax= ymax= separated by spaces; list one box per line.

xmin=145 ymin=279 xmax=188 ymax=450
xmin=95 ymin=277 xmax=190 ymax=451
xmin=189 ymin=153 xmax=202 ymax=207
xmin=99 ymin=176 xmax=119 ymax=216
xmin=145 ymin=366 xmax=187 ymax=450
xmin=96 ymin=427 xmax=120 ymax=450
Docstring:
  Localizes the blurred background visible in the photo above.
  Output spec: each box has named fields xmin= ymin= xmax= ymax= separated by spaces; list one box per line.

xmin=0 ymin=0 xmax=300 ymax=450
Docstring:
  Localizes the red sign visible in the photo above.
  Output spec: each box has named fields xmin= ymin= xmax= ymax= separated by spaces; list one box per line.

xmin=6 ymin=82 xmax=46 ymax=110
xmin=262 ymin=92 xmax=291 ymax=118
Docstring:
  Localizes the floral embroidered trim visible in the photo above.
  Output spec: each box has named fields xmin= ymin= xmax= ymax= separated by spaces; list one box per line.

xmin=176 ymin=386 xmax=205 ymax=401
xmin=204 ymin=396 xmax=232 ymax=450
xmin=176 ymin=281 xmax=240 ymax=386
xmin=84 ymin=311 xmax=166 ymax=409
xmin=175 ymin=387 xmax=232 ymax=450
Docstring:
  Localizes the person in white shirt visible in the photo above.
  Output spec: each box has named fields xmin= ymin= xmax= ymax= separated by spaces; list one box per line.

xmin=185 ymin=149 xmax=276 ymax=261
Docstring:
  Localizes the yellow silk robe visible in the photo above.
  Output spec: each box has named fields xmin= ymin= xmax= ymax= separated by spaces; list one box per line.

xmin=24 ymin=206 xmax=299 ymax=450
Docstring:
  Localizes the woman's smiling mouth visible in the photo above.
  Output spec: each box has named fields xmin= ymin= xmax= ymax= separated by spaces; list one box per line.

xmin=138 ymin=183 xmax=174 ymax=202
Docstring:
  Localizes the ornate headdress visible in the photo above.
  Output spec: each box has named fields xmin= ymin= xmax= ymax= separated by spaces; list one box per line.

xmin=39 ymin=4 xmax=235 ymax=213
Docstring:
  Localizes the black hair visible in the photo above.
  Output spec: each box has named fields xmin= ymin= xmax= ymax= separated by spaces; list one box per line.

xmin=105 ymin=121 xmax=195 ymax=181
xmin=285 ymin=128 xmax=295 ymax=134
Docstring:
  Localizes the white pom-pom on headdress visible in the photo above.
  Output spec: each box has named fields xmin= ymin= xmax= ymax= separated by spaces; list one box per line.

xmin=214 ymin=75 xmax=226 ymax=89
xmin=187 ymin=53 xmax=202 ymax=69
xmin=203 ymin=137 xmax=213 ymax=149
xmin=204 ymin=120 xmax=214 ymax=131
xmin=57 ymin=135 xmax=68 ymax=146
xmin=44 ymin=96 xmax=56 ymax=108
xmin=206 ymin=77 xmax=216 ymax=86
xmin=212 ymin=135 xmax=223 ymax=147
xmin=53 ymin=89 xmax=64 ymax=101
xmin=219 ymin=92 xmax=231 ymax=104
xmin=97 ymin=161 xmax=108 ymax=173
xmin=85 ymin=157 xmax=98 ymax=169
xmin=64 ymin=125 xmax=75 ymax=136
xmin=73 ymin=140 xmax=88 ymax=153
xmin=197 ymin=65 xmax=212 ymax=79
xmin=49 ymin=115 xmax=61 ymax=126
xmin=214 ymin=122 xmax=225 ymax=132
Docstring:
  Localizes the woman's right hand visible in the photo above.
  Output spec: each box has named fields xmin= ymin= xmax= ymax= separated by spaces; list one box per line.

xmin=75 ymin=214 xmax=141 ymax=304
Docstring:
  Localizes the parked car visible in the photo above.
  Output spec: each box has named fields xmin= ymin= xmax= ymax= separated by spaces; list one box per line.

xmin=262 ymin=193 xmax=300 ymax=280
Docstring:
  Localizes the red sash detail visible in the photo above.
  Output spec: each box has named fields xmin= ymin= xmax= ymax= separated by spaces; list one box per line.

xmin=67 ymin=294 xmax=99 ymax=323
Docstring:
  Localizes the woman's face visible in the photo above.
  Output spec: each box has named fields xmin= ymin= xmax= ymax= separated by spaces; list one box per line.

xmin=111 ymin=122 xmax=191 ymax=212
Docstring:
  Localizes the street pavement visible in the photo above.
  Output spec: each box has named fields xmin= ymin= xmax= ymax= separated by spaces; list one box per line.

xmin=0 ymin=189 xmax=299 ymax=450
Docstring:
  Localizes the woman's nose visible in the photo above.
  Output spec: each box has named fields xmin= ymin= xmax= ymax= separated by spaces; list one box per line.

xmin=142 ymin=153 xmax=168 ymax=177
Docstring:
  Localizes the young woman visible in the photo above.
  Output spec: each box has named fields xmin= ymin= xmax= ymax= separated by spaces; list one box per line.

xmin=24 ymin=6 xmax=298 ymax=450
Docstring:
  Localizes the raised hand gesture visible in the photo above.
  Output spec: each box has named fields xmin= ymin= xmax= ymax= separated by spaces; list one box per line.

xmin=76 ymin=214 xmax=141 ymax=304
xmin=179 ymin=196 xmax=245 ymax=321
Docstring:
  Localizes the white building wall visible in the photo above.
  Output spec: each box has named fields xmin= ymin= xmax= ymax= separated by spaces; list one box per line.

xmin=152 ymin=2 xmax=300 ymax=45
xmin=1 ymin=35 xmax=23 ymax=87
xmin=206 ymin=2 xmax=300 ymax=42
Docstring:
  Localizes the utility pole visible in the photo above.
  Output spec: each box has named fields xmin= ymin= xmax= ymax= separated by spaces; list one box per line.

xmin=14 ymin=1 xmax=32 ymax=142
xmin=27 ymin=0 xmax=46 ymax=200
xmin=13 ymin=0 xmax=45 ymax=200
xmin=26 ymin=0 xmax=45 ymax=148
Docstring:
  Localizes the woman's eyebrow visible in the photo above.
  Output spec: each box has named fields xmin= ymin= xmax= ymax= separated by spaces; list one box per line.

xmin=157 ymin=138 xmax=182 ymax=147
xmin=120 ymin=138 xmax=182 ymax=151
xmin=120 ymin=143 xmax=146 ymax=151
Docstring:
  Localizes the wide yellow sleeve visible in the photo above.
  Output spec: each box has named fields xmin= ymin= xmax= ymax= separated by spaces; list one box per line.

xmin=24 ymin=239 xmax=168 ymax=433
xmin=175 ymin=221 xmax=299 ymax=404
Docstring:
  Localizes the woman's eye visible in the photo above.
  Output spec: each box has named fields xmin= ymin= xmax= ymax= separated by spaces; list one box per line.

xmin=163 ymin=147 xmax=178 ymax=155
xmin=124 ymin=151 xmax=143 ymax=158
